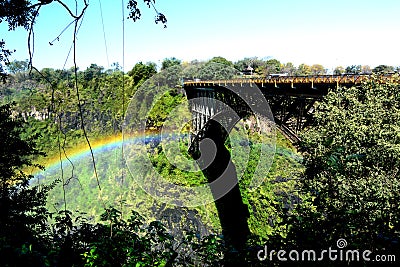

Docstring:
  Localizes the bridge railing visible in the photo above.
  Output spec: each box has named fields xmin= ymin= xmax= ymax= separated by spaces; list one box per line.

xmin=183 ymin=73 xmax=398 ymax=87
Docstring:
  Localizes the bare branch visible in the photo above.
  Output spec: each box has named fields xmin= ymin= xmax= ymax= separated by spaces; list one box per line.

xmin=28 ymin=0 xmax=54 ymax=10
xmin=49 ymin=19 xmax=75 ymax=45
xmin=28 ymin=6 xmax=41 ymax=72
xmin=55 ymin=0 xmax=80 ymax=19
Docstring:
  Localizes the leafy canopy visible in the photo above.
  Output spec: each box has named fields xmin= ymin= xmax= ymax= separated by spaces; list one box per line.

xmin=297 ymin=74 xmax=400 ymax=250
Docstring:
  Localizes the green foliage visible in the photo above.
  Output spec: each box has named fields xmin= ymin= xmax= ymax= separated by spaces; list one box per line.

xmin=310 ymin=64 xmax=326 ymax=75
xmin=0 ymin=182 xmax=54 ymax=266
xmin=80 ymin=208 xmax=176 ymax=267
xmin=0 ymin=1 xmax=35 ymax=79
xmin=234 ymin=57 xmax=265 ymax=73
xmin=147 ymin=90 xmax=185 ymax=128
xmin=198 ymin=62 xmax=238 ymax=80
xmin=0 ymin=40 xmax=13 ymax=81
xmin=290 ymin=75 xmax=400 ymax=252
xmin=161 ymin=57 xmax=181 ymax=70
xmin=372 ymin=64 xmax=395 ymax=74
xmin=281 ymin=62 xmax=296 ymax=76
xmin=345 ymin=64 xmax=362 ymax=74
xmin=128 ymin=61 xmax=157 ymax=88
xmin=296 ymin=63 xmax=312 ymax=76
xmin=21 ymin=117 xmax=59 ymax=153
xmin=333 ymin=66 xmax=345 ymax=75
xmin=0 ymin=103 xmax=45 ymax=187
xmin=7 ymin=59 xmax=29 ymax=74
xmin=81 ymin=64 xmax=105 ymax=83
xmin=264 ymin=59 xmax=281 ymax=74
xmin=240 ymin=131 xmax=303 ymax=240
xmin=0 ymin=103 xmax=53 ymax=266
xmin=207 ymin=56 xmax=233 ymax=67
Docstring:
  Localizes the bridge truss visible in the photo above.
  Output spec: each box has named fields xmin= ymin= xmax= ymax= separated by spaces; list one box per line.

xmin=184 ymin=74 xmax=395 ymax=142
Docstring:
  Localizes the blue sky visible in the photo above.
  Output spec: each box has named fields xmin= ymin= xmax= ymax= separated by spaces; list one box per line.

xmin=1 ymin=0 xmax=400 ymax=72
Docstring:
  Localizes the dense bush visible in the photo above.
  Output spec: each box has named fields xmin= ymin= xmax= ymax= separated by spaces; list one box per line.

xmin=278 ymin=75 xmax=400 ymax=262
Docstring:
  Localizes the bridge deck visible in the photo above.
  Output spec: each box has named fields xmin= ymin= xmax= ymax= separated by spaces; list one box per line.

xmin=183 ymin=73 xmax=398 ymax=142
xmin=184 ymin=74 xmax=396 ymax=88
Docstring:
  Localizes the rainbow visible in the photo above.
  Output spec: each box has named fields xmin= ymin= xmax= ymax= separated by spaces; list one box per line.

xmin=30 ymin=132 xmax=169 ymax=178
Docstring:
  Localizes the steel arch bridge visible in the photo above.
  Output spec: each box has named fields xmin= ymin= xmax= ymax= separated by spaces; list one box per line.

xmin=183 ymin=74 xmax=395 ymax=142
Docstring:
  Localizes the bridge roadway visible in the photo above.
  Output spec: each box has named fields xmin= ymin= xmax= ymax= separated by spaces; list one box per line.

xmin=184 ymin=74 xmax=395 ymax=96
xmin=183 ymin=74 xmax=396 ymax=142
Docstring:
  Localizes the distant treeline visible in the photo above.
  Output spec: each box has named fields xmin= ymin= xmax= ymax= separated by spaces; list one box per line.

xmin=1 ymin=56 xmax=398 ymax=152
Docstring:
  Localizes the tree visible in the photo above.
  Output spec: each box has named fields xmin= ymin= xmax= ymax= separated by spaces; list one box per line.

xmin=207 ymin=56 xmax=233 ymax=67
xmin=0 ymin=40 xmax=14 ymax=82
xmin=234 ymin=57 xmax=264 ymax=73
xmin=0 ymin=103 xmax=51 ymax=266
xmin=181 ymin=60 xmax=202 ymax=80
xmin=197 ymin=61 xmax=237 ymax=80
xmin=345 ymin=65 xmax=361 ymax=74
xmin=361 ymin=65 xmax=372 ymax=74
xmin=127 ymin=61 xmax=157 ymax=86
xmin=264 ymin=58 xmax=281 ymax=74
xmin=296 ymin=63 xmax=312 ymax=76
xmin=372 ymin=64 xmax=395 ymax=74
xmin=7 ymin=59 xmax=29 ymax=74
xmin=293 ymin=75 xmax=400 ymax=252
xmin=0 ymin=0 xmax=38 ymax=63
xmin=81 ymin=63 xmax=105 ymax=82
xmin=161 ymin=57 xmax=181 ymax=70
xmin=281 ymin=62 xmax=296 ymax=75
xmin=6 ymin=59 xmax=30 ymax=81
xmin=310 ymin=64 xmax=326 ymax=75
xmin=0 ymin=104 xmax=44 ymax=188
xmin=333 ymin=66 xmax=345 ymax=75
